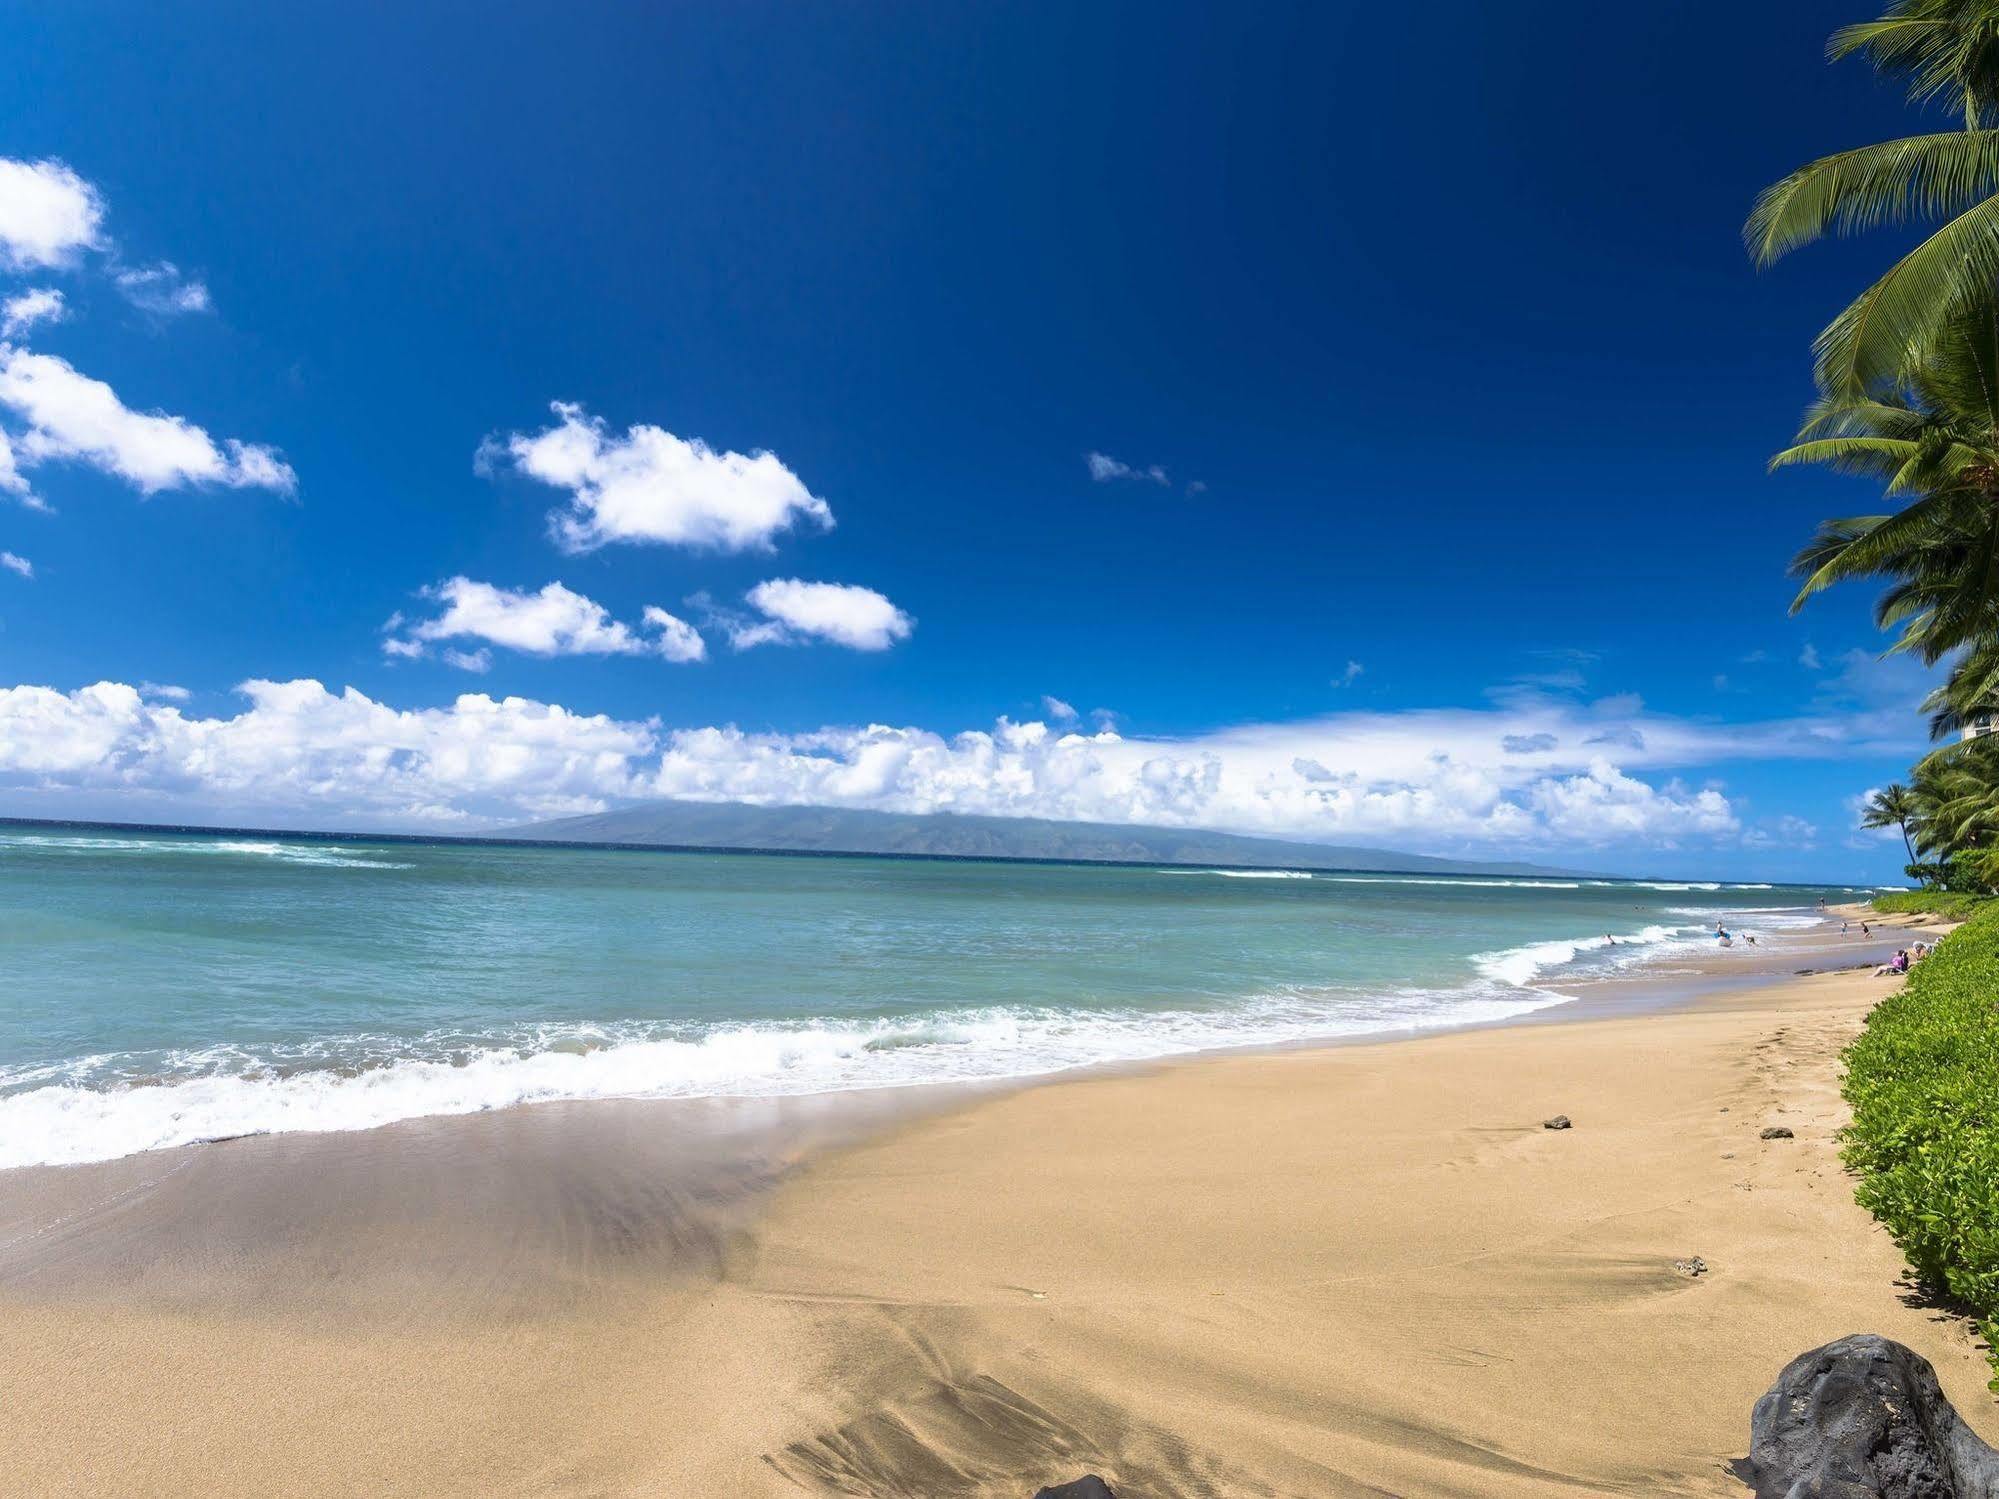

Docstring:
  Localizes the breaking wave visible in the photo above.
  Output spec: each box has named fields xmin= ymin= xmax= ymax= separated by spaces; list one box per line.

xmin=0 ymin=985 xmax=1574 ymax=1169
xmin=0 ymin=833 xmax=412 ymax=869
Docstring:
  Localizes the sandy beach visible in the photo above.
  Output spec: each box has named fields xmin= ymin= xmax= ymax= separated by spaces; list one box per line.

xmin=1 ymin=914 xmax=1989 ymax=1497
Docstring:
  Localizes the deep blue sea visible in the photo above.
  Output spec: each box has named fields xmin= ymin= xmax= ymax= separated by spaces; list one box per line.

xmin=0 ymin=824 xmax=1870 ymax=1168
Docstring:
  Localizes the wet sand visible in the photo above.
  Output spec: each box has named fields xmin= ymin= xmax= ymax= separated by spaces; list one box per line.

xmin=0 ymin=909 xmax=1987 ymax=1496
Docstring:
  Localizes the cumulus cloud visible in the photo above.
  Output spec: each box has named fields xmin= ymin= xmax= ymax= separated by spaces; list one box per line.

xmin=0 ymin=345 xmax=294 ymax=496
xmin=486 ymin=401 xmax=833 ymax=554
xmin=0 ymin=288 xmax=65 ymax=339
xmin=724 ymin=579 xmax=914 ymax=652
xmin=384 ymin=578 xmax=706 ymax=666
xmin=0 ymin=550 xmax=30 ymax=579
xmin=112 ymin=262 xmax=211 ymax=317
xmin=641 ymin=606 xmax=706 ymax=663
xmin=0 ymin=158 xmax=105 ymax=269
xmin=0 ymin=679 xmax=655 ymax=825
xmin=642 ymin=721 xmax=1739 ymax=847
xmin=0 ymin=678 xmax=1930 ymax=849
xmin=1041 ymin=695 xmax=1078 ymax=722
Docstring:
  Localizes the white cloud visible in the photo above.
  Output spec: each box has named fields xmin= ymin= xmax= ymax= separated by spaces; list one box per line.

xmin=0 ymin=430 xmax=29 ymax=501
xmin=1799 ymin=643 xmax=1822 ymax=671
xmin=0 ymin=550 xmax=30 ymax=579
xmin=441 ymin=647 xmax=492 ymax=674
xmin=0 ymin=679 xmax=655 ymax=825
xmin=0 ymin=345 xmax=294 ymax=496
xmin=136 ymin=682 xmax=189 ymax=701
xmin=730 ymin=579 xmax=913 ymax=652
xmin=1041 ymin=695 xmax=1077 ymax=722
xmin=385 ymin=578 xmax=706 ymax=666
xmin=1335 ymin=660 xmax=1363 ymax=687
xmin=643 ymin=719 xmax=1738 ymax=848
xmin=0 ymin=158 xmax=105 ymax=269
xmin=0 ymin=288 xmax=65 ymax=339
xmin=112 ymin=262 xmax=211 ymax=317
xmin=0 ymin=678 xmax=1934 ymax=850
xmin=1085 ymin=451 xmax=1169 ymax=485
xmin=641 ymin=605 xmax=707 ymax=664
xmin=488 ymin=401 xmax=833 ymax=554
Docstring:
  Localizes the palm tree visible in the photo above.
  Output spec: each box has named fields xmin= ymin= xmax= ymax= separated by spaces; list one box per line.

xmin=1778 ymin=300 xmax=1999 ymax=694
xmin=1912 ymin=736 xmax=1999 ymax=860
xmin=1747 ymin=0 xmax=1999 ymax=395
xmin=1862 ymin=781 xmax=1924 ymax=863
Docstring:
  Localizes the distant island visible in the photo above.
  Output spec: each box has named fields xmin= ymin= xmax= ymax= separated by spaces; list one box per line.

xmin=506 ymin=799 xmax=1591 ymax=878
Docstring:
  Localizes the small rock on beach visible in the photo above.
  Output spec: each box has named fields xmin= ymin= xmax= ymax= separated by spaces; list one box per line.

xmin=1033 ymin=1479 xmax=1117 ymax=1499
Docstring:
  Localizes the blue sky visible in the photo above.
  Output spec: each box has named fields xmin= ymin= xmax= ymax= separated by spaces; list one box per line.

xmin=0 ymin=1 xmax=1953 ymax=881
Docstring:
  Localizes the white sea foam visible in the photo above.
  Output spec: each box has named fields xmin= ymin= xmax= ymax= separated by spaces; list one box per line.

xmin=1172 ymin=868 xmax=1313 ymax=879
xmin=0 ymin=833 xmax=411 ymax=869
xmin=1472 ymin=923 xmax=1691 ymax=989
xmin=1585 ymin=880 xmax=1721 ymax=891
xmin=0 ymin=984 xmax=1579 ymax=1170
xmin=1319 ymin=875 xmax=1584 ymax=888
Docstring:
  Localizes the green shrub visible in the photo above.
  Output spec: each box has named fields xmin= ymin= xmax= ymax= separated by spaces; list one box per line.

xmin=1871 ymin=890 xmax=1989 ymax=921
xmin=1843 ymin=904 xmax=1999 ymax=1379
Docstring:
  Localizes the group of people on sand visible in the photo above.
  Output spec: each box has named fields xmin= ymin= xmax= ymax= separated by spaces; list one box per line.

xmin=1874 ymin=942 xmax=1932 ymax=978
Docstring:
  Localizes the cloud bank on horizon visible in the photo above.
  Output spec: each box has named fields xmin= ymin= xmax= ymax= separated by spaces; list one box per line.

xmin=0 ymin=669 xmax=1922 ymax=855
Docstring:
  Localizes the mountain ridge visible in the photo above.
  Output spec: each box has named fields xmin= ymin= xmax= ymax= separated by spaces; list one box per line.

xmin=506 ymin=800 xmax=1594 ymax=877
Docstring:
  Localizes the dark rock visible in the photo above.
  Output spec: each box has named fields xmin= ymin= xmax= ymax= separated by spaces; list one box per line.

xmin=1747 ymin=1334 xmax=1999 ymax=1498
xmin=1761 ymin=1126 xmax=1795 ymax=1140
xmin=1543 ymin=1115 xmax=1571 ymax=1130
xmin=1033 ymin=1480 xmax=1116 ymax=1499
xmin=1672 ymin=1256 xmax=1708 ymax=1278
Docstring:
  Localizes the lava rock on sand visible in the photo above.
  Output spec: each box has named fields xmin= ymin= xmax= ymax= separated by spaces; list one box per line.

xmin=1747 ymin=1334 xmax=1999 ymax=1498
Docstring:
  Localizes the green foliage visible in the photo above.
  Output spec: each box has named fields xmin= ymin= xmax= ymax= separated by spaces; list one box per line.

xmin=1843 ymin=904 xmax=1999 ymax=1371
xmin=1871 ymin=887 xmax=1990 ymax=916
xmin=1778 ymin=304 xmax=1999 ymax=729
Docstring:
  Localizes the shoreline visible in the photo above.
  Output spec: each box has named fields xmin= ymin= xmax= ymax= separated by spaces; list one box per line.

xmin=0 ymin=900 xmax=1915 ymax=1176
xmin=1 ymin=906 xmax=1988 ymax=1495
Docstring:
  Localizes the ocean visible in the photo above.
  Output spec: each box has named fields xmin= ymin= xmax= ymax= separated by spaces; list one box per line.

xmin=0 ymin=823 xmax=1871 ymax=1170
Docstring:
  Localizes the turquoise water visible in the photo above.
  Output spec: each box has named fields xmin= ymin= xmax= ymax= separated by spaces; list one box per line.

xmin=0 ymin=823 xmax=1864 ymax=1168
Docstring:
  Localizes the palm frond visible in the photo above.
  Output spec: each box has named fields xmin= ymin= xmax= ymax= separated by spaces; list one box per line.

xmin=1814 ymin=192 xmax=1999 ymax=394
xmin=1746 ymin=130 xmax=1999 ymax=264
